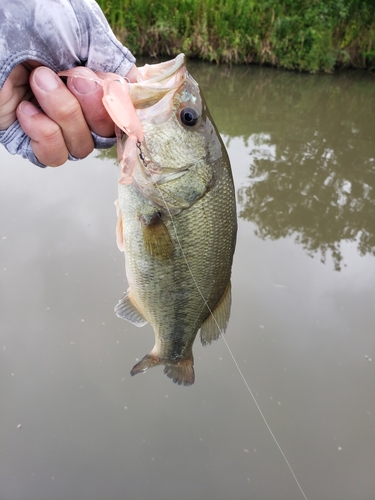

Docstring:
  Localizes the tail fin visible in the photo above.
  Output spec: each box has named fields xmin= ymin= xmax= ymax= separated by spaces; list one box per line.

xmin=130 ymin=353 xmax=195 ymax=386
xmin=163 ymin=358 xmax=195 ymax=386
xmin=130 ymin=353 xmax=162 ymax=376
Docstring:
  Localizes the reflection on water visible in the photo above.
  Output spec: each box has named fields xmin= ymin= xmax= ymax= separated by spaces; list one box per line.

xmin=1 ymin=61 xmax=375 ymax=500
xmin=102 ymin=64 xmax=375 ymax=270
xmin=190 ymin=62 xmax=375 ymax=270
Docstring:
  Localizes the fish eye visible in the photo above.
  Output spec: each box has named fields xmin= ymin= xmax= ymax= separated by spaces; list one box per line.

xmin=180 ymin=107 xmax=199 ymax=127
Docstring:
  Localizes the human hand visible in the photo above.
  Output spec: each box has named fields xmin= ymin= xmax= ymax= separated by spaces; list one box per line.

xmin=0 ymin=62 xmax=142 ymax=167
xmin=0 ymin=0 xmax=137 ymax=167
xmin=0 ymin=62 xmax=115 ymax=166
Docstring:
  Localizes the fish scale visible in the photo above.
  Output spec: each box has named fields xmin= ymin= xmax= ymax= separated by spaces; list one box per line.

xmin=114 ymin=54 xmax=237 ymax=385
xmin=58 ymin=54 xmax=235 ymax=384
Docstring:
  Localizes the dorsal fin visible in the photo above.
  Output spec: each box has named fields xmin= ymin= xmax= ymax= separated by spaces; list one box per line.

xmin=200 ymin=281 xmax=232 ymax=345
xmin=114 ymin=290 xmax=148 ymax=327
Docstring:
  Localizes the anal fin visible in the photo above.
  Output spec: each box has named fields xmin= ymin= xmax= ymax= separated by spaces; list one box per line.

xmin=200 ymin=281 xmax=232 ymax=345
xmin=114 ymin=290 xmax=148 ymax=327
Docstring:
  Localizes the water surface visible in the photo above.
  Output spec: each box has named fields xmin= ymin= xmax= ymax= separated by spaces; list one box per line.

xmin=1 ymin=62 xmax=374 ymax=500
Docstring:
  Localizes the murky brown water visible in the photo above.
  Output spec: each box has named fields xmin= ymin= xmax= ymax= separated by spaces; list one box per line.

xmin=1 ymin=61 xmax=374 ymax=500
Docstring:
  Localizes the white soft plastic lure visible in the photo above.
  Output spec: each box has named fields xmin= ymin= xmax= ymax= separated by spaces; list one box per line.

xmin=59 ymin=55 xmax=186 ymax=184
xmin=59 ymin=66 xmax=143 ymax=184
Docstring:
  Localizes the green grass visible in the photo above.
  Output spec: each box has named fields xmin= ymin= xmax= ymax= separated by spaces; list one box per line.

xmin=97 ymin=0 xmax=375 ymax=72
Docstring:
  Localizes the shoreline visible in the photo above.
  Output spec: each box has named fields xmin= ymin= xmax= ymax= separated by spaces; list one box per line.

xmin=97 ymin=0 xmax=375 ymax=73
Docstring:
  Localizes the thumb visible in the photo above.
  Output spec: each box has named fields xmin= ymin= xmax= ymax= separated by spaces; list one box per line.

xmin=66 ymin=76 xmax=115 ymax=138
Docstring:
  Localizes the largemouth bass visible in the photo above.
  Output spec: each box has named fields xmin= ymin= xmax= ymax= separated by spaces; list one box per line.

xmin=115 ymin=55 xmax=237 ymax=385
xmin=60 ymin=54 xmax=237 ymax=385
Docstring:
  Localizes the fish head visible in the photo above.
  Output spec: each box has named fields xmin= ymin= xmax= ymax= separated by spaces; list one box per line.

xmin=127 ymin=54 xmax=225 ymax=206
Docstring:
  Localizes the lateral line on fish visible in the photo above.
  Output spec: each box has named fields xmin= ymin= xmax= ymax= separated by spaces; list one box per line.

xmin=148 ymin=170 xmax=309 ymax=500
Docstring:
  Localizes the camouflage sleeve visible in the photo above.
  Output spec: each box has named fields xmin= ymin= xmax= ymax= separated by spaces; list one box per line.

xmin=0 ymin=0 xmax=136 ymax=167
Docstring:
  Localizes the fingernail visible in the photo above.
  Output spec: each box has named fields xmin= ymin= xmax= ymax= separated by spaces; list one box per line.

xmin=70 ymin=77 xmax=98 ymax=94
xmin=33 ymin=67 xmax=59 ymax=91
xmin=19 ymin=101 xmax=40 ymax=116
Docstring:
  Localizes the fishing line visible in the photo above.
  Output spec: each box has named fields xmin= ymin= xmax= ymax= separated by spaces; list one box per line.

xmin=221 ymin=335 xmax=309 ymax=500
xmin=138 ymin=145 xmax=309 ymax=500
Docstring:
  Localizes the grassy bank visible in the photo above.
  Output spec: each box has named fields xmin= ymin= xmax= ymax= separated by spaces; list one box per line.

xmin=96 ymin=0 xmax=375 ymax=72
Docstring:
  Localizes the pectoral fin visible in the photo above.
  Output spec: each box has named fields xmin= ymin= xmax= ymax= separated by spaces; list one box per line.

xmin=200 ymin=281 xmax=232 ymax=345
xmin=114 ymin=290 xmax=148 ymax=327
xmin=140 ymin=213 xmax=174 ymax=260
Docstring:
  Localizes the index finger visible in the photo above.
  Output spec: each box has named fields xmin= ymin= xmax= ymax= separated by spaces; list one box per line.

xmin=30 ymin=67 xmax=94 ymax=159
